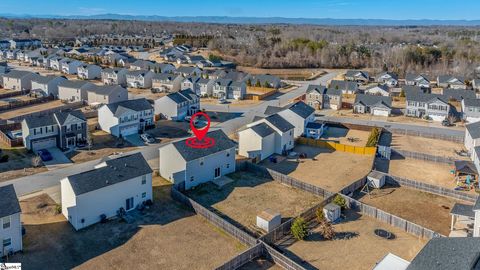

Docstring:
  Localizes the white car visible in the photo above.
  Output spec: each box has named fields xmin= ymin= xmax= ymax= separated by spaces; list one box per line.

xmin=140 ymin=133 xmax=155 ymax=144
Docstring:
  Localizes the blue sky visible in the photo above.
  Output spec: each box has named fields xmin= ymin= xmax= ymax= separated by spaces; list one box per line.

xmin=0 ymin=0 xmax=479 ymax=20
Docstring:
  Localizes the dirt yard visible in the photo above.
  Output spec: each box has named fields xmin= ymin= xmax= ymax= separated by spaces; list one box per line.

xmin=186 ymin=171 xmax=322 ymax=235
xmin=128 ymin=87 xmax=167 ymax=100
xmin=391 ymin=134 xmax=467 ymax=159
xmin=262 ymin=145 xmax=374 ymax=192
xmin=0 ymin=100 xmax=65 ymax=120
xmin=388 ymin=158 xmax=459 ymax=190
xmin=67 ymin=130 xmax=139 ymax=163
xmin=12 ymin=177 xmax=245 ymax=270
xmin=355 ymin=185 xmax=463 ymax=236
xmin=201 ymin=97 xmax=261 ymax=107
xmin=0 ymin=148 xmax=47 ymax=183
xmin=286 ymin=210 xmax=427 ymax=270
xmin=239 ymin=257 xmax=281 ymax=270
xmin=321 ymin=126 xmax=371 ymax=147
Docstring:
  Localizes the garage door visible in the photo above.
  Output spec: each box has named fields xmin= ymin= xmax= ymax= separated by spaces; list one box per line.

xmin=373 ymin=109 xmax=389 ymax=117
xmin=120 ymin=125 xmax=139 ymax=137
xmin=32 ymin=138 xmax=56 ymax=151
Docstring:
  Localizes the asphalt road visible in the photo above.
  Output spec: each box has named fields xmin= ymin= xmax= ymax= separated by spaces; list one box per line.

xmin=2 ymin=72 xmax=337 ymax=196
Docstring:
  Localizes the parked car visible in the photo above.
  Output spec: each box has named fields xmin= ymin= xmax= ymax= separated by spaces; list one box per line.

xmin=218 ymin=98 xmax=227 ymax=104
xmin=37 ymin=149 xmax=53 ymax=161
xmin=442 ymin=119 xmax=453 ymax=127
xmin=140 ymin=133 xmax=155 ymax=144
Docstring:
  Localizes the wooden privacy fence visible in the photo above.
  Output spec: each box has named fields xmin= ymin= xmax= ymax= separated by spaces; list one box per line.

xmin=340 ymin=177 xmax=367 ymax=195
xmin=0 ymin=95 xmax=54 ymax=112
xmin=297 ymin=137 xmax=376 ymax=156
xmin=171 ymin=187 xmax=258 ymax=247
xmin=262 ymin=243 xmax=307 ymax=270
xmin=0 ymin=123 xmax=23 ymax=147
xmin=0 ymin=90 xmax=24 ymax=99
xmin=390 ymin=128 xmax=464 ymax=143
xmin=393 ymin=149 xmax=457 ymax=165
xmin=6 ymin=101 xmax=84 ymax=122
xmin=215 ymin=243 xmax=265 ymax=270
xmin=342 ymin=194 xmax=445 ymax=239
xmin=385 ymin=174 xmax=478 ymax=203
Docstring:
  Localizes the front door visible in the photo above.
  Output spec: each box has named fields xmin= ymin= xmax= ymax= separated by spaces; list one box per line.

xmin=125 ymin=197 xmax=134 ymax=211
xmin=67 ymin=137 xmax=76 ymax=147
xmin=214 ymin=167 xmax=221 ymax=179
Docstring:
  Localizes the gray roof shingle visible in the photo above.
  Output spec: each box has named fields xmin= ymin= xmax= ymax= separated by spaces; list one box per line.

xmin=58 ymin=80 xmax=93 ymax=89
xmin=105 ymin=98 xmax=152 ymax=117
xmin=250 ymin=122 xmax=275 ymax=137
xmin=354 ymin=94 xmax=392 ymax=108
xmin=0 ymin=184 xmax=21 ymax=218
xmin=286 ymin=101 xmax=315 ymax=119
xmin=265 ymin=114 xmax=294 ymax=133
xmin=466 ymin=122 xmax=480 ymax=139
xmin=171 ymin=130 xmax=236 ymax=162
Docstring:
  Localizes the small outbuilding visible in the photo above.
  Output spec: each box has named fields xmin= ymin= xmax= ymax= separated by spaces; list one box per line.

xmin=256 ymin=209 xmax=281 ymax=232
xmin=323 ymin=203 xmax=341 ymax=222
xmin=367 ymin=171 xmax=386 ymax=188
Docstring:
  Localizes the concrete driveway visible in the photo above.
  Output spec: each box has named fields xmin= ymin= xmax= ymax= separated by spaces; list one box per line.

xmin=124 ymin=134 xmax=146 ymax=146
xmin=40 ymin=148 xmax=72 ymax=171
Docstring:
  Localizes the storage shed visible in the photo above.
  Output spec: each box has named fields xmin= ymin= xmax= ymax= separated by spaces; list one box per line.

xmin=323 ymin=203 xmax=341 ymax=222
xmin=367 ymin=171 xmax=386 ymax=188
xmin=256 ymin=209 xmax=281 ymax=232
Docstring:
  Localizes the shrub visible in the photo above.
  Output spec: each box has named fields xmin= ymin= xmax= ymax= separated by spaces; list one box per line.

xmin=316 ymin=207 xmax=326 ymax=224
xmin=54 ymin=204 xmax=62 ymax=214
xmin=319 ymin=221 xmax=336 ymax=240
xmin=333 ymin=194 xmax=348 ymax=209
xmin=291 ymin=217 xmax=308 ymax=240
xmin=366 ymin=127 xmax=381 ymax=147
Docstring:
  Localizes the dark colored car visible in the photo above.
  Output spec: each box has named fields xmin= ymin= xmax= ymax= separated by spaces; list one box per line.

xmin=37 ymin=149 xmax=53 ymax=161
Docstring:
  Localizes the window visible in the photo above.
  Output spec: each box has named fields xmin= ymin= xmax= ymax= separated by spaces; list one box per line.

xmin=2 ymin=216 xmax=10 ymax=229
xmin=125 ymin=197 xmax=134 ymax=211
xmin=190 ymin=176 xmax=194 ymax=182
xmin=3 ymin=238 xmax=11 ymax=248
xmin=141 ymin=175 xmax=146 ymax=185
xmin=142 ymin=192 xmax=146 ymax=198
xmin=226 ymin=164 xmax=230 ymax=169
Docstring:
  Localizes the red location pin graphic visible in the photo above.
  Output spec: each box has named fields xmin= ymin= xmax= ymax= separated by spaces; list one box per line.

xmin=190 ymin=112 xmax=210 ymax=141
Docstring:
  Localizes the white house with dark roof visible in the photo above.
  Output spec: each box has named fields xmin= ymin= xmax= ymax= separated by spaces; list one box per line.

xmin=181 ymin=76 xmax=202 ymax=94
xmin=126 ymin=70 xmax=154 ymax=88
xmin=151 ymin=73 xmax=183 ymax=92
xmin=406 ymin=92 xmax=450 ymax=121
xmin=61 ymin=153 xmax=153 ymax=230
xmin=344 ymin=70 xmax=369 ymax=83
xmin=249 ymin=114 xmax=295 ymax=155
xmin=154 ymin=89 xmax=199 ymax=121
xmin=213 ymin=79 xmax=247 ymax=100
xmin=101 ymin=68 xmax=128 ymax=87
xmin=86 ymin=85 xmax=128 ymax=106
xmin=98 ymin=98 xmax=154 ymax=137
xmin=198 ymin=78 xmax=214 ymax=96
xmin=61 ymin=59 xmax=83 ymax=75
xmin=175 ymin=66 xmax=202 ymax=77
xmin=437 ymin=75 xmax=466 ymax=89
xmin=238 ymin=122 xmax=276 ymax=161
xmin=276 ymin=101 xmax=315 ymax=138
xmin=0 ymin=184 xmax=22 ymax=257
xmin=405 ymin=74 xmax=430 ymax=88
xmin=465 ymin=121 xmax=480 ymax=160
xmin=159 ymin=130 xmax=236 ymax=190
xmin=354 ymin=94 xmax=392 ymax=117
xmin=58 ymin=80 xmax=95 ymax=102
xmin=31 ymin=75 xmax=67 ymax=97
xmin=2 ymin=70 xmax=39 ymax=91
xmin=77 ymin=64 xmax=102 ymax=80
xmin=463 ymin=98 xmax=480 ymax=123
xmin=375 ymin=72 xmax=398 ymax=87
xmin=365 ymin=84 xmax=390 ymax=96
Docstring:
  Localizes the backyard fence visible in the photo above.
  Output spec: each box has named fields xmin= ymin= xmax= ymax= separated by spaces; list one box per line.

xmin=340 ymin=176 xmax=367 ymax=195
xmin=390 ymin=128 xmax=464 ymax=143
xmin=262 ymin=242 xmax=307 ymax=270
xmin=215 ymin=243 xmax=265 ymax=270
xmin=392 ymin=149 xmax=457 ymax=165
xmin=171 ymin=186 xmax=258 ymax=247
xmin=342 ymin=194 xmax=445 ymax=239
xmin=0 ymin=123 xmax=22 ymax=147
xmin=5 ymin=101 xmax=84 ymax=122
xmin=0 ymin=90 xmax=25 ymax=99
xmin=385 ymin=174 xmax=478 ymax=203
xmin=296 ymin=137 xmax=376 ymax=155
xmin=0 ymin=95 xmax=54 ymax=112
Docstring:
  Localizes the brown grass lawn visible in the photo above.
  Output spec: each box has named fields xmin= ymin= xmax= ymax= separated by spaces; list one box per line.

xmin=12 ymin=177 xmax=245 ymax=270
xmin=261 ymin=145 xmax=374 ymax=192
xmin=354 ymin=185 xmax=465 ymax=236
xmin=286 ymin=210 xmax=427 ymax=270
xmin=0 ymin=100 xmax=65 ymax=120
xmin=186 ymin=171 xmax=322 ymax=235
xmin=391 ymin=134 xmax=467 ymax=159
xmin=0 ymin=148 xmax=47 ymax=183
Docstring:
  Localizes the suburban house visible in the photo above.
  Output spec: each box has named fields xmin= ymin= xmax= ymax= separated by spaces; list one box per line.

xmin=21 ymin=110 xmax=87 ymax=151
xmin=402 ymin=85 xmax=429 ymax=96
xmin=375 ymin=72 xmax=398 ymax=87
xmin=462 ymin=98 xmax=480 ymax=123
xmin=406 ymin=92 xmax=450 ymax=121
xmin=437 ymin=75 xmax=466 ymax=89
xmin=305 ymin=85 xmax=342 ymax=110
xmin=181 ymin=76 xmax=202 ymax=94
xmin=365 ymin=84 xmax=390 ymax=96
xmin=329 ymin=80 xmax=358 ymax=94
xmin=245 ymin=74 xmax=282 ymax=89
xmin=151 ymin=73 xmax=183 ymax=92
xmin=198 ymin=78 xmax=214 ymax=97
xmin=0 ymin=184 xmax=22 ymax=257
xmin=58 ymin=80 xmax=95 ymax=102
xmin=48 ymin=56 xmax=63 ymax=70
xmin=159 ymin=130 xmax=236 ymax=190
xmin=473 ymin=79 xmax=480 ymax=91
xmin=2 ymin=70 xmax=38 ymax=91
xmin=9 ymin=38 xmax=41 ymax=49
xmin=126 ymin=70 xmax=154 ymax=89
xmin=185 ymin=55 xmax=205 ymax=64
xmin=305 ymin=122 xmax=326 ymax=140
xmin=212 ymin=79 xmax=246 ymax=100
xmin=353 ymin=94 xmax=393 ymax=117
xmin=175 ymin=66 xmax=202 ymax=77
xmin=465 ymin=121 xmax=480 ymax=161
xmin=238 ymin=122 xmax=277 ymax=162
xmin=154 ymin=89 xmax=199 ymax=121
xmin=98 ymin=98 xmax=154 ymax=137
xmin=60 ymin=153 xmax=152 ymax=231
xmin=101 ymin=68 xmax=128 ymax=86
xmin=249 ymin=114 xmax=295 ymax=155
xmin=443 ymin=88 xmax=476 ymax=101
xmin=405 ymin=73 xmax=430 ymax=88
xmin=77 ymin=64 xmax=102 ymax=80
xmin=86 ymin=85 xmax=128 ymax=106
xmin=344 ymin=70 xmax=369 ymax=83
xmin=61 ymin=59 xmax=83 ymax=75
xmin=277 ymin=101 xmax=316 ymax=138
xmin=30 ymin=75 xmax=67 ymax=97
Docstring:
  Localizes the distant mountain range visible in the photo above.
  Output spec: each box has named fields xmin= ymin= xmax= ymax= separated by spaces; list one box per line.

xmin=1 ymin=13 xmax=480 ymax=26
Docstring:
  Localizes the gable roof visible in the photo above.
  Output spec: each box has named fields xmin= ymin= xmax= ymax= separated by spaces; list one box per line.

xmin=407 ymin=237 xmax=480 ymax=270
xmin=286 ymin=101 xmax=315 ymax=119
xmin=366 ymin=84 xmax=389 ymax=93
xmin=171 ymin=130 xmax=236 ymax=162
xmin=438 ymin=75 xmax=465 ymax=85
xmin=405 ymin=73 xmax=429 ymax=82
xmin=54 ymin=110 xmax=86 ymax=125
xmin=406 ymin=92 xmax=448 ymax=104
xmin=3 ymin=70 xmax=36 ymax=79
xmin=466 ymin=121 xmax=480 ymax=139
xmin=66 ymin=153 xmax=152 ymax=196
xmin=354 ymin=94 xmax=392 ymax=108
xmin=126 ymin=70 xmax=151 ymax=77
xmin=105 ymin=98 xmax=152 ymax=116
xmin=166 ymin=92 xmax=189 ymax=104
xmin=58 ymin=80 xmax=93 ymax=89
xmin=330 ymin=80 xmax=358 ymax=91
xmin=0 ymin=184 xmax=21 ymax=218
xmin=87 ymin=85 xmax=125 ymax=96
xmin=443 ymin=89 xmax=476 ymax=101
xmin=265 ymin=114 xmax=294 ymax=133
xmin=250 ymin=122 xmax=276 ymax=137
xmin=32 ymin=75 xmax=65 ymax=85
xmin=306 ymin=84 xmax=327 ymax=94
xmin=464 ymin=98 xmax=480 ymax=108
xmin=345 ymin=70 xmax=369 ymax=79
xmin=264 ymin=105 xmax=284 ymax=116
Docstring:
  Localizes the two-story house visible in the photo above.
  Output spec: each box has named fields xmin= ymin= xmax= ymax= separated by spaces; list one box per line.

xmin=61 ymin=59 xmax=84 ymax=75
xmin=406 ymin=92 xmax=450 ymax=121
xmin=175 ymin=66 xmax=202 ymax=77
xmin=101 ymin=68 xmax=128 ymax=87
xmin=212 ymin=79 xmax=246 ymax=100
xmin=198 ymin=78 xmax=214 ymax=97
xmin=375 ymin=72 xmax=398 ymax=87
xmin=2 ymin=70 xmax=39 ymax=91
xmin=0 ymin=185 xmax=22 ymax=257
xmin=345 ymin=70 xmax=369 ymax=83
xmin=30 ymin=75 xmax=67 ymax=97
xmin=86 ymin=85 xmax=128 ymax=106
xmin=126 ymin=70 xmax=154 ymax=89
xmin=437 ymin=75 xmax=466 ymax=89
xmin=462 ymin=98 xmax=480 ymax=123
xmin=98 ymin=98 xmax=154 ymax=137
xmin=353 ymin=94 xmax=392 ymax=117
xmin=405 ymin=73 xmax=430 ymax=88
xmin=151 ymin=73 xmax=183 ymax=92
xmin=154 ymin=89 xmax=199 ymax=121
xmin=181 ymin=76 xmax=202 ymax=94
xmin=22 ymin=110 xmax=87 ymax=151
xmin=58 ymin=80 xmax=95 ymax=103
xmin=77 ymin=64 xmax=102 ymax=80
xmin=329 ymin=80 xmax=358 ymax=94
xmin=305 ymin=85 xmax=343 ymax=110
xmin=249 ymin=114 xmax=295 ymax=155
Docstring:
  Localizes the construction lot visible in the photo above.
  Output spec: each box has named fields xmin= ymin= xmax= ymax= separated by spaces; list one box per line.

xmin=354 ymin=185 xmax=463 ymax=236
xmin=12 ymin=177 xmax=245 ymax=270
xmin=321 ymin=126 xmax=371 ymax=147
xmin=286 ymin=210 xmax=427 ymax=270
xmin=391 ymin=134 xmax=467 ymax=159
xmin=0 ymin=148 xmax=47 ymax=182
xmin=261 ymin=145 xmax=374 ymax=192
xmin=186 ymin=171 xmax=322 ymax=235
xmin=388 ymin=158 xmax=460 ymax=191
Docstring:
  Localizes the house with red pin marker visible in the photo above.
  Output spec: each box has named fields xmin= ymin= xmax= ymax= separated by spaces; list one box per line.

xmin=158 ymin=130 xmax=236 ymax=190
